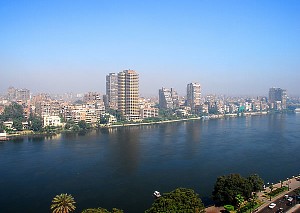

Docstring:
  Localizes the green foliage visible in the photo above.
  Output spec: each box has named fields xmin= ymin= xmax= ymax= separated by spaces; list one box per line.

xmin=224 ymin=204 xmax=235 ymax=212
xmin=65 ymin=120 xmax=76 ymax=130
xmin=158 ymin=108 xmax=179 ymax=120
xmin=1 ymin=102 xmax=24 ymax=121
xmin=111 ymin=208 xmax=123 ymax=213
xmin=143 ymin=117 xmax=163 ymax=122
xmin=212 ymin=174 xmax=263 ymax=206
xmin=107 ymin=109 xmax=125 ymax=121
xmin=82 ymin=208 xmax=110 ymax=213
xmin=50 ymin=193 xmax=76 ymax=213
xmin=145 ymin=188 xmax=205 ymax=213
xmin=247 ymin=174 xmax=264 ymax=192
xmin=43 ymin=126 xmax=58 ymax=134
xmin=82 ymin=208 xmax=123 ymax=213
xmin=235 ymin=194 xmax=244 ymax=209
xmin=78 ymin=120 xmax=90 ymax=130
xmin=268 ymin=186 xmax=288 ymax=197
xmin=0 ymin=122 xmax=4 ymax=132
xmin=12 ymin=119 xmax=23 ymax=131
xmin=28 ymin=114 xmax=43 ymax=132
xmin=72 ymin=125 xmax=80 ymax=132
xmin=100 ymin=114 xmax=110 ymax=124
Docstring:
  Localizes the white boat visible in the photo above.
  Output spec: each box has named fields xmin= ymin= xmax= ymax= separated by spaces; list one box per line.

xmin=295 ymin=108 xmax=300 ymax=113
xmin=153 ymin=191 xmax=161 ymax=198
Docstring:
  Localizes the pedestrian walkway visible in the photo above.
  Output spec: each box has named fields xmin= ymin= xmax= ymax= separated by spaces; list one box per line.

xmin=204 ymin=175 xmax=300 ymax=213
xmin=286 ymin=204 xmax=300 ymax=213
xmin=256 ymin=175 xmax=300 ymax=212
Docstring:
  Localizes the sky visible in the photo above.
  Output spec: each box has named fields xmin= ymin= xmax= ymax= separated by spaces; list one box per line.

xmin=0 ymin=0 xmax=300 ymax=97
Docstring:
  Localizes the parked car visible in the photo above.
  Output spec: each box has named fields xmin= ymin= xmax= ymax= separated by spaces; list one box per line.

xmin=269 ymin=203 xmax=276 ymax=209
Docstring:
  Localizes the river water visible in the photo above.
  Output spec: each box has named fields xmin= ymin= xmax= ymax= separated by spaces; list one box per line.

xmin=0 ymin=114 xmax=300 ymax=212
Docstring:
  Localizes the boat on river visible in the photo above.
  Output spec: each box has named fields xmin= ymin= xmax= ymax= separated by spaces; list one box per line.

xmin=153 ymin=191 xmax=161 ymax=198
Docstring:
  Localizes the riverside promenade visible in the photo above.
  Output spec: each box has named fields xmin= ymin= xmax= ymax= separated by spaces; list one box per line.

xmin=256 ymin=175 xmax=300 ymax=212
xmin=205 ymin=175 xmax=300 ymax=213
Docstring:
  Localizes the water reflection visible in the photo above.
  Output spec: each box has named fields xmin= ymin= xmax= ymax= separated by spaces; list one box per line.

xmin=106 ymin=127 xmax=141 ymax=174
xmin=28 ymin=135 xmax=45 ymax=142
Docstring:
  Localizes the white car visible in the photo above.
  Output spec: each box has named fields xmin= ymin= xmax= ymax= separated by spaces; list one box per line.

xmin=287 ymin=197 xmax=293 ymax=202
xmin=269 ymin=203 xmax=276 ymax=209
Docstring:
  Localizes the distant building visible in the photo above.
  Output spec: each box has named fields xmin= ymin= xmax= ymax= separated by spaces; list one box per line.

xmin=83 ymin=92 xmax=101 ymax=103
xmin=7 ymin=87 xmax=16 ymax=101
xmin=118 ymin=70 xmax=140 ymax=121
xmin=7 ymin=87 xmax=30 ymax=102
xmin=16 ymin=89 xmax=30 ymax=102
xmin=43 ymin=115 xmax=62 ymax=127
xmin=106 ymin=73 xmax=118 ymax=110
xmin=186 ymin=83 xmax=201 ymax=113
xmin=269 ymin=87 xmax=287 ymax=110
xmin=158 ymin=87 xmax=179 ymax=109
xmin=140 ymin=108 xmax=159 ymax=119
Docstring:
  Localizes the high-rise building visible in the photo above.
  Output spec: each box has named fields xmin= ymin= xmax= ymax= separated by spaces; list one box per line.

xmin=268 ymin=87 xmax=287 ymax=110
xmin=7 ymin=87 xmax=30 ymax=102
xmin=118 ymin=70 xmax=140 ymax=120
xmin=159 ymin=87 xmax=179 ymax=109
xmin=106 ymin=73 xmax=118 ymax=110
xmin=7 ymin=87 xmax=16 ymax=101
xmin=186 ymin=82 xmax=201 ymax=112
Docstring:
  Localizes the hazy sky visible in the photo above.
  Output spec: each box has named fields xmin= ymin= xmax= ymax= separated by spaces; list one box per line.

xmin=1 ymin=0 xmax=299 ymax=96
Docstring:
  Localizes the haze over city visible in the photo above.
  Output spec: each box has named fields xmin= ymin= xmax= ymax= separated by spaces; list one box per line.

xmin=1 ymin=0 xmax=299 ymax=96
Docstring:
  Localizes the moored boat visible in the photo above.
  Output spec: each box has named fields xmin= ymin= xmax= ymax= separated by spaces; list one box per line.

xmin=153 ymin=191 xmax=161 ymax=198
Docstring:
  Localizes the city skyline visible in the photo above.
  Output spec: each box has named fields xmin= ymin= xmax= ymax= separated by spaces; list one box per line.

xmin=1 ymin=0 xmax=300 ymax=96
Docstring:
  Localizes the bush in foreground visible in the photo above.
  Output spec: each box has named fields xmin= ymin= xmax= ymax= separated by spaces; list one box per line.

xmin=82 ymin=208 xmax=123 ymax=213
xmin=145 ymin=188 xmax=205 ymax=213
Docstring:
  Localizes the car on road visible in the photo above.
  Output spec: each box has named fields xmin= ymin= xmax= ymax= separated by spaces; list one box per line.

xmin=269 ymin=203 xmax=276 ymax=209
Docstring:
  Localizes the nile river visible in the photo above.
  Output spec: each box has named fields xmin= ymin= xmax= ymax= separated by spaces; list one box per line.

xmin=1 ymin=114 xmax=300 ymax=212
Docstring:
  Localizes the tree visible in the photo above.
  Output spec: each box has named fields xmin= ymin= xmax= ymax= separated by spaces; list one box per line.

xmin=0 ymin=122 xmax=4 ymax=132
xmin=100 ymin=114 xmax=110 ymax=125
xmin=145 ymin=188 xmax=205 ymax=213
xmin=1 ymin=102 xmax=24 ymax=121
xmin=28 ymin=114 xmax=43 ymax=132
xmin=269 ymin=184 xmax=274 ymax=201
xmin=82 ymin=208 xmax=123 ymax=213
xmin=247 ymin=174 xmax=264 ymax=192
xmin=235 ymin=194 xmax=244 ymax=210
xmin=224 ymin=205 xmax=235 ymax=212
xmin=107 ymin=109 xmax=125 ymax=122
xmin=212 ymin=174 xmax=252 ymax=206
xmin=50 ymin=193 xmax=76 ymax=213
xmin=78 ymin=120 xmax=90 ymax=130
xmin=12 ymin=119 xmax=23 ymax=131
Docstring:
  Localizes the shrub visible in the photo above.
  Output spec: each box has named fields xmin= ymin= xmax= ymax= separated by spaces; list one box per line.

xmin=224 ymin=204 xmax=234 ymax=212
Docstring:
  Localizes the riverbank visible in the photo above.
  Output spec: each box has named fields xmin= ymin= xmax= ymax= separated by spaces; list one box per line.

xmin=109 ymin=116 xmax=201 ymax=128
xmin=1 ymin=111 xmax=273 ymax=139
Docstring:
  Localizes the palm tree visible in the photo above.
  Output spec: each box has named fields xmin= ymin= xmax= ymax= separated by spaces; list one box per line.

xmin=50 ymin=193 xmax=76 ymax=213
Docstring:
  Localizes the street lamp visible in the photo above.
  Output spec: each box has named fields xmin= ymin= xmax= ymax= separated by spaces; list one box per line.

xmin=287 ymin=178 xmax=290 ymax=190
xmin=269 ymin=183 xmax=274 ymax=201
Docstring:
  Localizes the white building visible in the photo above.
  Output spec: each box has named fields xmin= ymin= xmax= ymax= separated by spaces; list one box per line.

xmin=140 ymin=108 xmax=159 ymax=119
xmin=43 ymin=116 xmax=62 ymax=127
